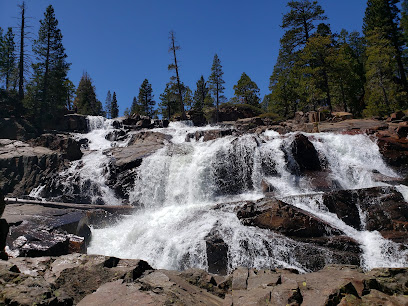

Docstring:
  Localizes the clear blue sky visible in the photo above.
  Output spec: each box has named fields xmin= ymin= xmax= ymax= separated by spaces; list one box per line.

xmin=0 ymin=0 xmax=367 ymax=115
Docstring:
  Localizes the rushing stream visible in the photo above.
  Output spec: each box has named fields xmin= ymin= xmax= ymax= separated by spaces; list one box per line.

xmin=42 ymin=116 xmax=408 ymax=273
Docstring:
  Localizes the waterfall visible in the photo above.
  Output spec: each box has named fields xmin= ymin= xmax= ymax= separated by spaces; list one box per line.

xmin=85 ymin=121 xmax=408 ymax=273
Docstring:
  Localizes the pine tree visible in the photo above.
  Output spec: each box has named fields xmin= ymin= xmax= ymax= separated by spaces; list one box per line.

xmin=233 ymin=72 xmax=260 ymax=106
xmin=281 ymin=0 xmax=327 ymax=53
xmin=123 ymin=107 xmax=130 ymax=116
xmin=1 ymin=28 xmax=17 ymax=91
xmin=26 ymin=5 xmax=71 ymax=125
xmin=111 ymin=92 xmax=119 ymax=118
xmin=130 ymin=96 xmax=139 ymax=114
xmin=159 ymin=82 xmax=179 ymax=119
xmin=363 ymin=0 xmax=407 ymax=92
xmin=137 ymin=79 xmax=155 ymax=117
xmin=193 ymin=75 xmax=209 ymax=113
xmin=74 ymin=72 xmax=102 ymax=115
xmin=364 ymin=29 xmax=400 ymax=116
xmin=104 ymin=90 xmax=112 ymax=118
xmin=208 ymin=54 xmax=225 ymax=122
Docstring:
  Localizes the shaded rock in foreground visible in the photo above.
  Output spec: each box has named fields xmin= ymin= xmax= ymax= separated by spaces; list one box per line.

xmin=1 ymin=254 xmax=407 ymax=305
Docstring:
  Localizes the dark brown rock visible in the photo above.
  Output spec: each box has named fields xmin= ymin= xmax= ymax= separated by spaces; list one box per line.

xmin=185 ymin=129 xmax=233 ymax=142
xmin=29 ymin=133 xmax=83 ymax=161
xmin=0 ymin=139 xmax=62 ymax=196
xmin=218 ymin=104 xmax=262 ymax=122
xmin=205 ymin=229 xmax=229 ymax=275
xmin=237 ymin=199 xmax=342 ymax=238
xmin=60 ymin=114 xmax=88 ymax=132
xmin=322 ymin=187 xmax=408 ymax=242
xmin=107 ymin=131 xmax=172 ymax=200
xmin=390 ymin=111 xmax=405 ymax=121
xmin=0 ymin=117 xmax=39 ymax=141
xmin=4 ymin=203 xmax=97 ymax=257
xmin=397 ymin=123 xmax=408 ymax=138
xmin=291 ymin=133 xmax=321 ymax=172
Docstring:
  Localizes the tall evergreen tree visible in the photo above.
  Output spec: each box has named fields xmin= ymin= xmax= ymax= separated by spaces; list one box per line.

xmin=137 ymin=79 xmax=155 ymax=116
xmin=193 ymin=75 xmax=209 ymax=113
xmin=74 ymin=72 xmax=102 ymax=115
xmin=104 ymin=90 xmax=112 ymax=118
xmin=363 ymin=0 xmax=407 ymax=92
xmin=168 ymin=31 xmax=186 ymax=119
xmin=233 ymin=72 xmax=260 ymax=106
xmin=364 ymin=29 xmax=400 ymax=116
xmin=281 ymin=0 xmax=327 ymax=53
xmin=111 ymin=91 xmax=119 ymax=118
xmin=208 ymin=54 xmax=225 ymax=122
xmin=26 ymin=5 xmax=70 ymax=125
xmin=1 ymin=28 xmax=17 ymax=91
xmin=130 ymin=96 xmax=139 ymax=114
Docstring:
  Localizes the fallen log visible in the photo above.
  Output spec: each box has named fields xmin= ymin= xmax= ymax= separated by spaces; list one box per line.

xmin=4 ymin=197 xmax=135 ymax=215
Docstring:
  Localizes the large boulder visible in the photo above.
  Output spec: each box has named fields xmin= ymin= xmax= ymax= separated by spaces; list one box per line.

xmin=217 ymin=104 xmax=263 ymax=122
xmin=0 ymin=117 xmax=38 ymax=141
xmin=185 ymin=129 xmax=234 ymax=142
xmin=107 ymin=131 xmax=172 ymax=200
xmin=0 ymin=139 xmax=62 ymax=196
xmin=236 ymin=199 xmax=342 ymax=238
xmin=290 ymin=133 xmax=321 ymax=173
xmin=29 ymin=133 xmax=83 ymax=161
xmin=3 ymin=203 xmax=95 ymax=257
xmin=322 ymin=186 xmax=408 ymax=242
xmin=59 ymin=114 xmax=88 ymax=133
xmin=205 ymin=229 xmax=229 ymax=275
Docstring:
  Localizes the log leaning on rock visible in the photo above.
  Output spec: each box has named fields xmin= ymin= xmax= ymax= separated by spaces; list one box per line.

xmin=4 ymin=197 xmax=135 ymax=215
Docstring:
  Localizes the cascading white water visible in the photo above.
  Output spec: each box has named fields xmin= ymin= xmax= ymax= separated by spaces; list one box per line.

xmin=30 ymin=116 xmax=130 ymax=205
xmin=88 ymin=122 xmax=408 ymax=273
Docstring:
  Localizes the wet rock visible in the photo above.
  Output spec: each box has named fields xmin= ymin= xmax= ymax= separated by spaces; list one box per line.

xmin=107 ymin=131 xmax=172 ymax=199
xmin=377 ymin=133 xmax=408 ymax=169
xmin=322 ymin=187 xmax=408 ymax=242
xmin=105 ymin=129 xmax=127 ymax=141
xmin=0 ymin=219 xmax=8 ymax=260
xmin=205 ymin=229 xmax=229 ymax=275
xmin=0 ymin=139 xmax=63 ymax=196
xmin=237 ymin=199 xmax=342 ymax=238
xmin=4 ymin=204 xmax=96 ymax=256
xmin=212 ymin=136 xmax=259 ymax=195
xmin=29 ymin=133 xmax=83 ymax=161
xmin=185 ymin=129 xmax=233 ymax=142
xmin=397 ymin=122 xmax=408 ymax=138
xmin=290 ymin=133 xmax=321 ymax=172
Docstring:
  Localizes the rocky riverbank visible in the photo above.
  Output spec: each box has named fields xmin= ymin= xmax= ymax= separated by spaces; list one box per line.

xmin=0 ymin=253 xmax=407 ymax=305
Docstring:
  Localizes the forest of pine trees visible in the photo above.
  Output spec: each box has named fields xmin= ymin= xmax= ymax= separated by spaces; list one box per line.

xmin=1 ymin=0 xmax=408 ymax=128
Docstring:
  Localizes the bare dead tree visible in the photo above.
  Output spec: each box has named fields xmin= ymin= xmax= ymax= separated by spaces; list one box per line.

xmin=168 ymin=30 xmax=186 ymax=120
